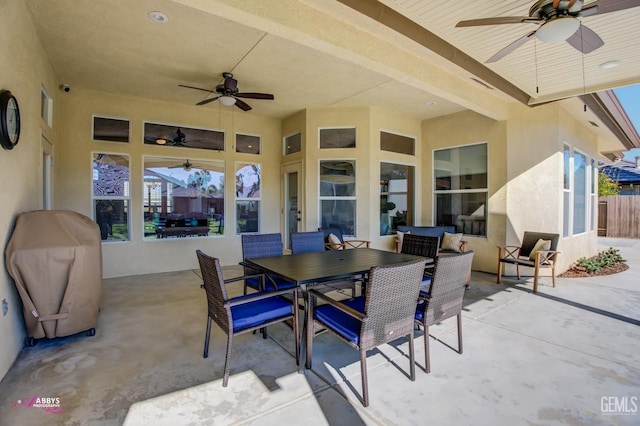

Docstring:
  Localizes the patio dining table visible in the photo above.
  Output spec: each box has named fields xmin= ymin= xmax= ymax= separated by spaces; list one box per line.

xmin=242 ymin=247 xmax=426 ymax=372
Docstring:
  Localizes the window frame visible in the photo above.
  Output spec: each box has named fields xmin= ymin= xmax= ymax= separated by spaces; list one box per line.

xmin=142 ymin=155 xmax=226 ymax=241
xmin=432 ymin=142 xmax=488 ymax=237
xmin=235 ymin=162 xmax=262 ymax=235
xmin=318 ymin=159 xmax=357 ymax=237
xmin=92 ymin=152 xmax=131 ymax=243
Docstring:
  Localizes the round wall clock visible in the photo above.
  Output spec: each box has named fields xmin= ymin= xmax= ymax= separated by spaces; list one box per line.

xmin=0 ymin=90 xmax=21 ymax=150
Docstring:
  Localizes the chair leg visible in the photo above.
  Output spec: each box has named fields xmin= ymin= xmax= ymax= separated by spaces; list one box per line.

xmin=222 ymin=335 xmax=233 ymax=387
xmin=305 ymin=309 xmax=313 ymax=369
xmin=516 ymin=264 xmax=521 ymax=280
xmin=293 ymin=293 xmax=300 ymax=366
xmin=551 ymin=266 xmax=556 ymax=288
xmin=533 ymin=266 xmax=539 ymax=293
xmin=496 ymin=259 xmax=502 ymax=284
xmin=360 ymin=350 xmax=369 ymax=407
xmin=457 ymin=313 xmax=463 ymax=354
xmin=408 ymin=333 xmax=416 ymax=381
xmin=424 ymin=323 xmax=431 ymax=374
xmin=204 ymin=316 xmax=212 ymax=358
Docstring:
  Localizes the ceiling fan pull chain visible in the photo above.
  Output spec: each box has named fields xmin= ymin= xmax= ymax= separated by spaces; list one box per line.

xmin=534 ymin=37 xmax=539 ymax=94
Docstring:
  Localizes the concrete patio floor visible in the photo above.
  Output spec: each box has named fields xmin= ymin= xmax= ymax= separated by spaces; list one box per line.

xmin=0 ymin=237 xmax=638 ymax=425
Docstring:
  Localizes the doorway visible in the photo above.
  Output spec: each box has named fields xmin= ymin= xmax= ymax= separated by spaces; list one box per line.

xmin=282 ymin=162 xmax=302 ymax=250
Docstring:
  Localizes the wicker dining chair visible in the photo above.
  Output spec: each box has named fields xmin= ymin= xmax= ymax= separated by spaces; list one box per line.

xmin=196 ymin=250 xmax=299 ymax=387
xmin=400 ymin=234 xmax=439 ymax=293
xmin=291 ymin=231 xmax=359 ymax=296
xmin=415 ymin=251 xmax=474 ymax=373
xmin=241 ymin=233 xmax=297 ymax=294
xmin=306 ymin=258 xmax=426 ymax=407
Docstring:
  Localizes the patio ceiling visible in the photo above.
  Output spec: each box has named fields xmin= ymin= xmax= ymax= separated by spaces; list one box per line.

xmin=24 ymin=0 xmax=640 ymax=145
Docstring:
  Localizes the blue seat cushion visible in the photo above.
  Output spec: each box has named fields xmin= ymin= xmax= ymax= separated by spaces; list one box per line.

xmin=314 ymin=297 xmax=365 ymax=345
xmin=230 ymin=295 xmax=292 ymax=332
xmin=415 ymin=299 xmax=427 ymax=321
xmin=246 ymin=275 xmax=297 ymax=291
xmin=419 ymin=277 xmax=431 ymax=297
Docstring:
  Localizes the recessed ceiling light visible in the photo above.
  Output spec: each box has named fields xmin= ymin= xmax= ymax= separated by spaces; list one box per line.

xmin=425 ymin=101 xmax=437 ymax=107
xmin=600 ymin=60 xmax=621 ymax=70
xmin=148 ymin=11 xmax=169 ymax=23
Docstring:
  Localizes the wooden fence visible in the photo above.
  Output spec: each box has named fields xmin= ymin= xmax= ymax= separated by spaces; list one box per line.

xmin=598 ymin=195 xmax=640 ymax=238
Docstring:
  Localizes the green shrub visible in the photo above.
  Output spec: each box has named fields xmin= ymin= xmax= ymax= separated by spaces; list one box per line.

xmin=576 ymin=247 xmax=625 ymax=273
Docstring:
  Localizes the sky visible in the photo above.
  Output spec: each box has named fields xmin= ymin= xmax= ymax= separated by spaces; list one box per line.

xmin=613 ymin=84 xmax=640 ymax=161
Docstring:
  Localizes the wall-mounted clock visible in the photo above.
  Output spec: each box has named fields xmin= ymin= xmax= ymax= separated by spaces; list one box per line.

xmin=0 ymin=90 xmax=21 ymax=150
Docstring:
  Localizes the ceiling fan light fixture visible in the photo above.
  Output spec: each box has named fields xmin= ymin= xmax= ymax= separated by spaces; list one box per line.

xmin=536 ymin=16 xmax=580 ymax=43
xmin=219 ymin=96 xmax=237 ymax=106
xmin=155 ymin=138 xmax=167 ymax=145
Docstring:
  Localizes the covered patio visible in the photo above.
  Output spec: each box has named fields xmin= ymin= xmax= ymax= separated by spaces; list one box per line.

xmin=0 ymin=237 xmax=637 ymax=425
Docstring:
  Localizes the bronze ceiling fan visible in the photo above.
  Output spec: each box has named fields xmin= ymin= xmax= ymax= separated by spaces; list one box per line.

xmin=456 ymin=0 xmax=640 ymax=63
xmin=179 ymin=72 xmax=274 ymax=111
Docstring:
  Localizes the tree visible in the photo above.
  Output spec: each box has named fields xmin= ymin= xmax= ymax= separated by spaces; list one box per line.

xmin=598 ymin=172 xmax=620 ymax=196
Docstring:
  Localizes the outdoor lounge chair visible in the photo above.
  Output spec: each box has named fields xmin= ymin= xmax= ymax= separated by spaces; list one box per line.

xmin=196 ymin=250 xmax=299 ymax=387
xmin=415 ymin=251 xmax=474 ymax=373
xmin=306 ymin=258 xmax=426 ymax=407
xmin=496 ymin=232 xmax=560 ymax=293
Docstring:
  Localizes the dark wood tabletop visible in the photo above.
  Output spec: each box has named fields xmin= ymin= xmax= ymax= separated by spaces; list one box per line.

xmin=243 ymin=248 xmax=425 ymax=285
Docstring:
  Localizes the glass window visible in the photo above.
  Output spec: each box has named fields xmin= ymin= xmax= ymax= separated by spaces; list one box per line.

xmin=319 ymin=160 xmax=356 ymax=236
xmin=433 ymin=143 xmax=487 ymax=236
xmin=92 ymin=153 xmax=130 ymax=241
xmin=236 ymin=133 xmax=260 ymax=154
xmin=573 ymin=151 xmax=587 ymax=235
xmin=143 ymin=157 xmax=224 ymax=239
xmin=591 ymin=158 xmax=597 ymax=232
xmin=93 ymin=116 xmax=130 ymax=143
xmin=563 ymin=144 xmax=571 ymax=237
xmin=236 ymin=163 xmax=261 ymax=234
xmin=380 ymin=131 xmax=415 ymax=155
xmin=319 ymin=128 xmax=356 ymax=149
xmin=143 ymin=122 xmax=224 ymax=151
xmin=380 ymin=162 xmax=414 ymax=235
xmin=284 ymin=132 xmax=301 ymax=155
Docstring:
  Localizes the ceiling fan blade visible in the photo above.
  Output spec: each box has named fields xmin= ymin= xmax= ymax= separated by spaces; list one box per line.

xmin=486 ymin=31 xmax=536 ymax=63
xmin=178 ymin=84 xmax=215 ymax=94
xmin=566 ymin=24 xmax=604 ymax=53
xmin=581 ymin=0 xmax=640 ymax=16
xmin=234 ymin=92 xmax=274 ymax=100
xmin=456 ymin=16 xmax=538 ymax=27
xmin=196 ymin=96 xmax=221 ymax=106
xmin=234 ymin=98 xmax=252 ymax=111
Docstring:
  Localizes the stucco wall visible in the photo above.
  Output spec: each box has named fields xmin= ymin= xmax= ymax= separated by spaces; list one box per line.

xmin=422 ymin=110 xmax=508 ymax=272
xmin=55 ymin=89 xmax=281 ymax=278
xmin=0 ymin=0 xmax=59 ymax=380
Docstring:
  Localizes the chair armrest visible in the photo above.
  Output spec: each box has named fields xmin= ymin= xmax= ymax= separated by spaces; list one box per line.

xmin=343 ymin=239 xmax=371 ymax=249
xmin=223 ymin=273 xmax=264 ymax=284
xmin=325 ymin=242 xmax=347 ymax=250
xmin=225 ymin=287 xmax=298 ymax=308
xmin=308 ymin=289 xmax=366 ymax=321
xmin=497 ymin=245 xmax=522 ymax=260
xmin=534 ymin=250 xmax=560 ymax=266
